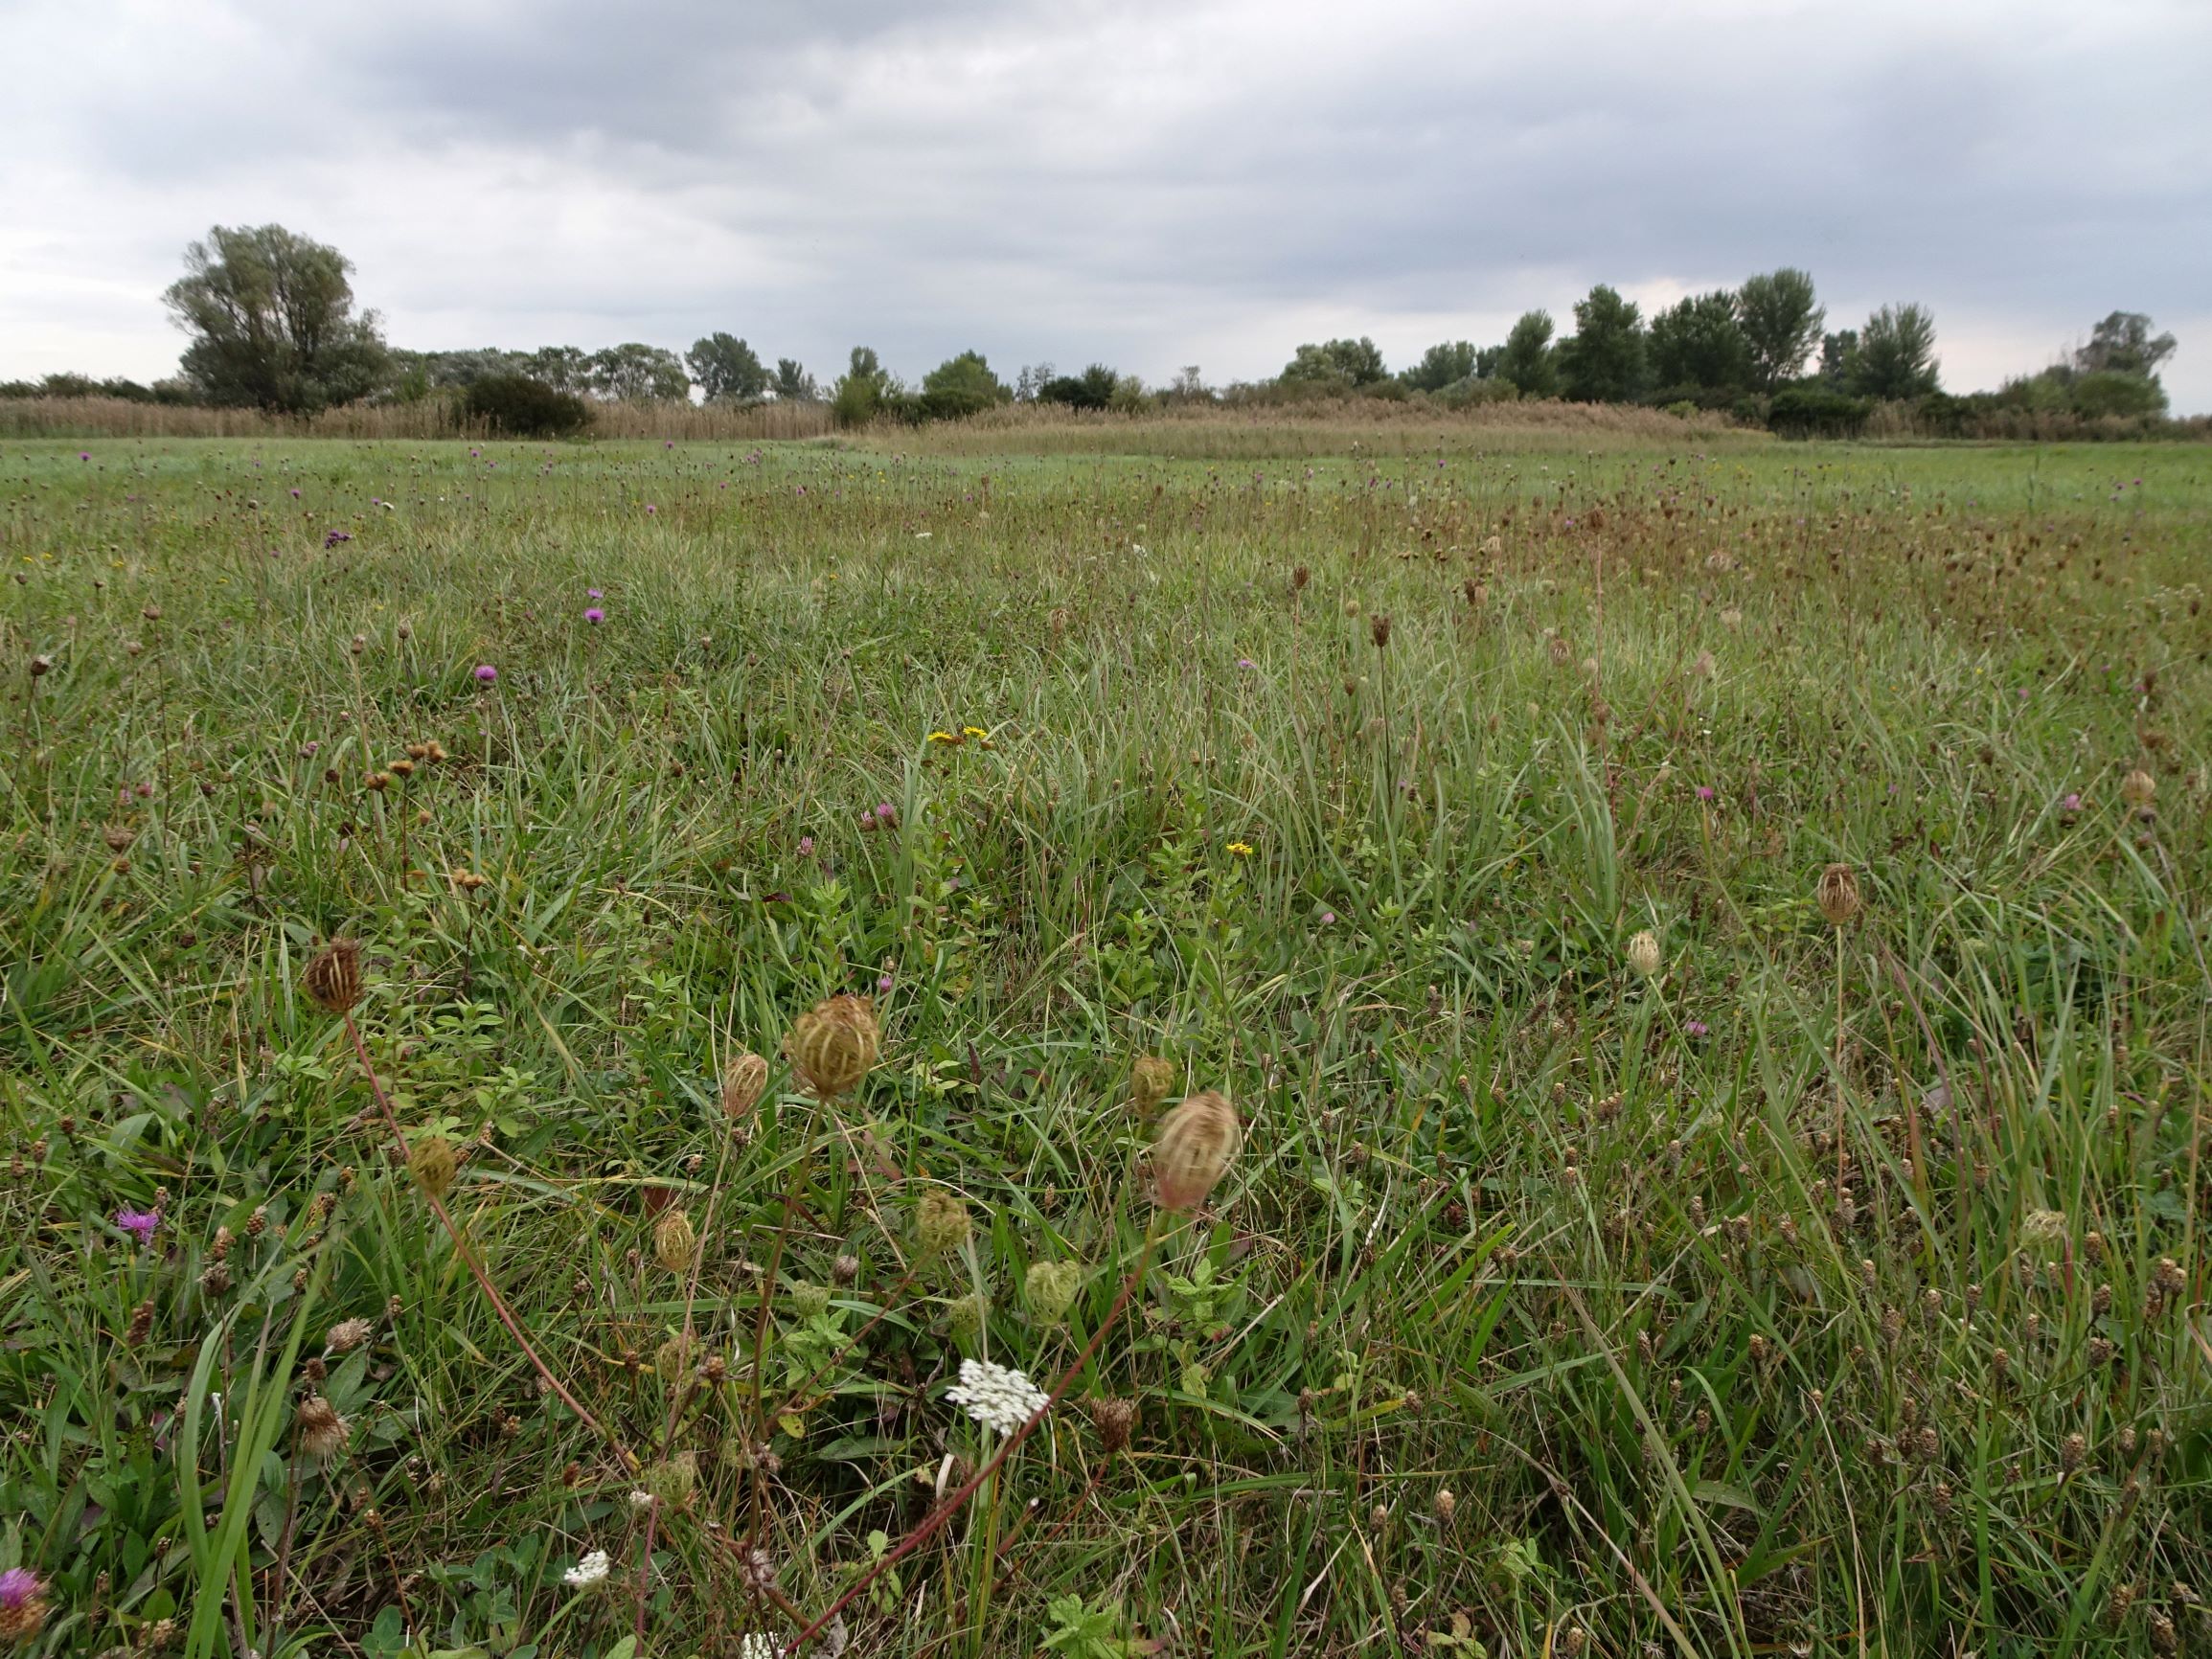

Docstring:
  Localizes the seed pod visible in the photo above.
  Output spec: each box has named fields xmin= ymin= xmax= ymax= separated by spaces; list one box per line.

xmin=1816 ymin=863 xmax=1862 ymax=927
xmin=719 ymin=1050 xmax=769 ymax=1121
xmin=409 ymin=1135 xmax=458 ymax=1200
xmin=302 ymin=939 xmax=364 ymax=1014
xmin=653 ymin=1208 xmax=697 ymax=1273
xmin=1151 ymin=1090 xmax=1241 ymax=1213
xmin=785 ymin=995 xmax=879 ymax=1100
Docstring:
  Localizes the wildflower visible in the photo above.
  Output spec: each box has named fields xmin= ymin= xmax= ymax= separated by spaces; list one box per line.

xmin=874 ymin=801 xmax=898 ymax=828
xmin=296 ymin=1395 xmax=349 ymax=1459
xmin=628 ymin=1489 xmax=654 ymax=1512
xmin=963 ymin=725 xmax=989 ymax=741
xmin=1626 ymin=930 xmax=1662 ymax=979
xmin=28 ymin=654 xmax=52 ymax=678
xmin=0 ymin=1567 xmax=49 ymax=1644
xmin=737 ymin=1635 xmax=780 ymax=1659
xmin=1318 ymin=910 xmax=1336 ymax=925
xmin=2061 ymin=792 xmax=2082 ymax=813
xmin=719 ymin=1051 xmax=770 ymax=1121
xmin=473 ymin=664 xmax=497 ymax=683
xmin=112 ymin=1204 xmax=161 ymax=1246
xmin=653 ymin=1208 xmax=697 ymax=1273
xmin=302 ymin=938 xmax=364 ymax=1014
xmin=583 ymin=607 xmax=604 ymax=625
xmin=877 ymin=971 xmax=894 ymax=992
xmin=2121 ymin=768 xmax=2156 ymax=810
xmin=1151 ymin=1091 xmax=1240 ymax=1212
xmin=1026 ymin=1260 xmax=1082 ymax=1326
xmin=1237 ymin=657 xmax=1256 ymax=670
xmin=1816 ymin=863 xmax=1861 ymax=927
xmin=1685 ymin=1019 xmax=1710 ymax=1038
xmin=916 ymin=1190 xmax=973 ymax=1257
xmin=409 ymin=1134 xmax=459 ymax=1199
xmin=1370 ymin=614 xmax=1392 ymax=649
xmin=588 ymin=587 xmax=604 ymax=599
xmin=326 ymin=1317 xmax=374 ymax=1353
xmin=926 ymin=730 xmax=961 ymax=744
xmin=563 ymin=1550 xmax=613 ymax=1589
xmin=1226 ymin=841 xmax=1254 ymax=857
xmin=785 ymin=994 xmax=879 ymax=1100
xmin=946 ymin=1357 xmax=1049 ymax=1438
xmin=1130 ymin=1055 xmax=1176 ymax=1114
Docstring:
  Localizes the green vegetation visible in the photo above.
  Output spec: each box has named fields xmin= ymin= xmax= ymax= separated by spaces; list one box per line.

xmin=1 ymin=432 xmax=2208 ymax=1657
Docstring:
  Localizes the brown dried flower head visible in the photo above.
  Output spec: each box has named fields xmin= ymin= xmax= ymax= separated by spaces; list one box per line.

xmin=719 ymin=1050 xmax=770 ymax=1122
xmin=786 ymin=994 xmax=879 ymax=1099
xmin=302 ymin=939 xmax=364 ymax=1014
xmin=326 ymin=1317 xmax=374 ymax=1354
xmin=1816 ymin=863 xmax=1862 ymax=928
xmin=2121 ymin=767 xmax=2156 ymax=809
xmin=1626 ymin=929 xmax=1662 ymax=979
xmin=1369 ymin=614 xmax=1393 ymax=650
xmin=297 ymin=1395 xmax=350 ymax=1459
xmin=1088 ymin=1395 xmax=1138 ymax=1455
xmin=1151 ymin=1090 xmax=1241 ymax=1212
xmin=653 ymin=1207 xmax=698 ymax=1274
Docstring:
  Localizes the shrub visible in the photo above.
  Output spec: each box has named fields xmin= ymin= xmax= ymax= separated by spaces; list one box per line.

xmin=465 ymin=375 xmax=591 ymax=438
xmin=1767 ymin=385 xmax=1869 ymax=439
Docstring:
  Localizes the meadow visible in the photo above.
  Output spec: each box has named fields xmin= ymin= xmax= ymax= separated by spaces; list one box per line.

xmin=1 ymin=427 xmax=2207 ymax=1658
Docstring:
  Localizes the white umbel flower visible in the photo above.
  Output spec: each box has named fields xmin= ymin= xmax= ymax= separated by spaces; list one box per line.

xmin=946 ymin=1357 xmax=1049 ymax=1438
xmin=738 ymin=1637 xmax=780 ymax=1659
xmin=628 ymin=1489 xmax=655 ymax=1512
xmin=563 ymin=1549 xmax=613 ymax=1589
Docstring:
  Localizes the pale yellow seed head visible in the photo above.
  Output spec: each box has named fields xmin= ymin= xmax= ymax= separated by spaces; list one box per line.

xmin=1152 ymin=1091 xmax=1241 ymax=1213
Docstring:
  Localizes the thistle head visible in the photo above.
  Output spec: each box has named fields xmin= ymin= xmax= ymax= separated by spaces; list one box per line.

xmin=302 ymin=938 xmax=364 ymax=1014
xmin=719 ymin=1050 xmax=769 ymax=1122
xmin=408 ymin=1134 xmax=458 ymax=1200
xmin=1816 ymin=863 xmax=1862 ymax=928
xmin=1130 ymin=1055 xmax=1176 ymax=1116
xmin=652 ymin=1208 xmax=698 ymax=1274
xmin=785 ymin=995 xmax=879 ymax=1100
xmin=1151 ymin=1090 xmax=1241 ymax=1213
xmin=1626 ymin=929 xmax=1662 ymax=979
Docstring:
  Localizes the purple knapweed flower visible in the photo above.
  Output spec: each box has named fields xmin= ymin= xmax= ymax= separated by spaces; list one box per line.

xmin=0 ymin=1567 xmax=44 ymax=1610
xmin=2061 ymin=792 xmax=2082 ymax=813
xmin=877 ymin=972 xmax=894 ymax=992
xmin=797 ymin=835 xmax=815 ymax=855
xmin=1685 ymin=1019 xmax=1710 ymax=1038
xmin=584 ymin=607 xmax=604 ymax=625
xmin=644 ymin=503 xmax=657 ymax=514
xmin=116 ymin=1207 xmax=160 ymax=1245
xmin=1695 ymin=785 xmax=1716 ymax=804
xmin=474 ymin=664 xmax=497 ymax=683
xmin=587 ymin=588 xmax=603 ymax=600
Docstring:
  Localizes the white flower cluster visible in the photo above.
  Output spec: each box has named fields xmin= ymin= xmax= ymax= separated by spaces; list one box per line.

xmin=738 ymin=1636 xmax=781 ymax=1659
xmin=946 ymin=1357 xmax=1048 ymax=1438
xmin=563 ymin=1549 xmax=612 ymax=1589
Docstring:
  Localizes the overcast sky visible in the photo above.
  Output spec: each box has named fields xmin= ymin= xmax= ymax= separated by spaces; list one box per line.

xmin=4 ymin=0 xmax=2208 ymax=409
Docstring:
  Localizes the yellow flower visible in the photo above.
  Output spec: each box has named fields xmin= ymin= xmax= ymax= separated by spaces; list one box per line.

xmin=926 ymin=731 xmax=962 ymax=745
xmin=963 ymin=726 xmax=988 ymax=739
xmin=1226 ymin=841 xmax=1254 ymax=857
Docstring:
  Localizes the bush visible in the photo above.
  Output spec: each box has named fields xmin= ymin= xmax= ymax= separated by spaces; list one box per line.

xmin=1767 ymin=386 xmax=1869 ymax=439
xmin=465 ymin=375 xmax=591 ymax=438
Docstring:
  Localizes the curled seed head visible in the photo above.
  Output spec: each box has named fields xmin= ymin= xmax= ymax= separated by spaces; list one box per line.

xmin=785 ymin=995 xmax=879 ymax=1100
xmin=916 ymin=1190 xmax=972 ymax=1258
xmin=1817 ymin=863 xmax=1862 ymax=927
xmin=719 ymin=1050 xmax=769 ymax=1121
xmin=653 ymin=1208 xmax=697 ymax=1274
xmin=302 ymin=939 xmax=364 ymax=1014
xmin=1130 ymin=1055 xmax=1176 ymax=1116
xmin=1151 ymin=1090 xmax=1241 ymax=1213
xmin=2121 ymin=767 xmax=2156 ymax=809
xmin=1025 ymin=1261 xmax=1082 ymax=1327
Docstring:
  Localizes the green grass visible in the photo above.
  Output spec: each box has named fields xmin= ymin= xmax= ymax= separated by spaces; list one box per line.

xmin=2 ymin=432 xmax=2208 ymax=1658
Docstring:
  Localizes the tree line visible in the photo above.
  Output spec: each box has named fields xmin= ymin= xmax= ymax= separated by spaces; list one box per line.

xmin=0 ymin=224 xmax=2183 ymax=439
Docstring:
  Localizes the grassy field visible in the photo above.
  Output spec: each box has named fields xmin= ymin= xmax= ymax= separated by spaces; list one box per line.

xmin=2 ymin=431 xmax=2208 ymax=1658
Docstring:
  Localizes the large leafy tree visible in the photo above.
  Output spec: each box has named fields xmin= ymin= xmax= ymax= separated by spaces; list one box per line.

xmin=772 ymin=358 xmax=819 ymax=401
xmin=1735 ymin=268 xmax=1825 ymax=390
xmin=832 ymin=347 xmax=896 ymax=427
xmin=2072 ymin=312 xmax=2176 ymax=379
xmin=1038 ymin=364 xmax=1122 ymax=410
xmin=589 ymin=343 xmax=691 ymax=402
xmin=164 ymin=224 xmax=389 ymax=413
xmin=1557 ymin=285 xmax=1647 ymax=403
xmin=1402 ymin=341 xmax=1478 ymax=393
xmin=919 ymin=351 xmax=1012 ymax=420
xmin=687 ymin=333 xmax=769 ymax=403
xmin=1279 ymin=337 xmax=1389 ymax=391
xmin=1493 ymin=310 xmax=1557 ymax=397
xmin=1648 ymin=291 xmax=1751 ymax=395
xmin=1850 ymin=304 xmax=1940 ymax=398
